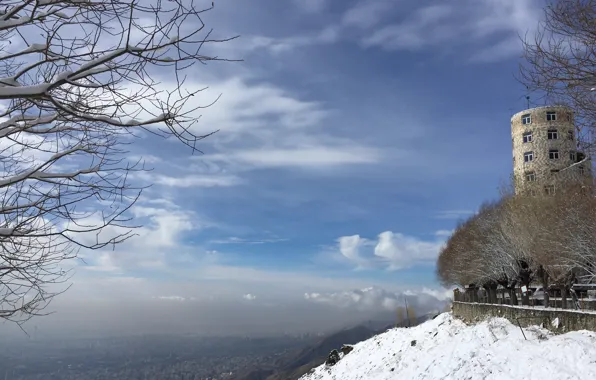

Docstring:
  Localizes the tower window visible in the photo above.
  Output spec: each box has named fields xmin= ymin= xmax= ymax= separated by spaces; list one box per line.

xmin=524 ymin=152 xmax=534 ymax=162
xmin=528 ymin=189 xmax=537 ymax=196
xmin=551 ymin=169 xmax=559 ymax=175
xmin=523 ymin=132 xmax=533 ymax=143
xmin=570 ymin=151 xmax=576 ymax=161
xmin=525 ymin=171 xmax=536 ymax=181
xmin=549 ymin=150 xmax=560 ymax=159
xmin=544 ymin=185 xmax=556 ymax=195
xmin=568 ymin=130 xmax=573 ymax=140
xmin=579 ymin=166 xmax=586 ymax=175
xmin=522 ymin=114 xmax=532 ymax=125
xmin=546 ymin=111 xmax=557 ymax=121
xmin=547 ymin=129 xmax=558 ymax=139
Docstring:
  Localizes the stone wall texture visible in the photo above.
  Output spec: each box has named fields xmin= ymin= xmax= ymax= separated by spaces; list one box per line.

xmin=452 ymin=301 xmax=596 ymax=333
xmin=511 ymin=106 xmax=592 ymax=195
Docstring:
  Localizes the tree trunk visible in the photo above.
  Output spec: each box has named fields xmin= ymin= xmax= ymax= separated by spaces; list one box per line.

xmin=488 ymin=286 xmax=498 ymax=304
xmin=510 ymin=288 xmax=518 ymax=305
xmin=470 ymin=286 xmax=478 ymax=303
xmin=521 ymin=291 xmax=530 ymax=306
xmin=542 ymin=284 xmax=550 ymax=307
xmin=541 ymin=269 xmax=550 ymax=308
xmin=518 ymin=261 xmax=533 ymax=306
xmin=570 ymin=288 xmax=580 ymax=310
xmin=561 ymin=287 xmax=568 ymax=309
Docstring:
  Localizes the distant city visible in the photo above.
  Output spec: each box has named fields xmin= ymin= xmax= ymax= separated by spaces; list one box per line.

xmin=0 ymin=334 xmax=312 ymax=380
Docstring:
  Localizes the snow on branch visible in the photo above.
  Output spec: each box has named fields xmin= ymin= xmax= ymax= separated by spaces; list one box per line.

xmin=0 ymin=0 xmax=236 ymax=323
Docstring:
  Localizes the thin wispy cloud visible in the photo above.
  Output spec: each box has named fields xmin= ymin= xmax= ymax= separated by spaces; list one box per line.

xmin=252 ymin=0 xmax=540 ymax=63
xmin=210 ymin=237 xmax=288 ymax=245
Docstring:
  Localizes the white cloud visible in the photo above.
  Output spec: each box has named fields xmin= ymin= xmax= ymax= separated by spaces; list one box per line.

xmin=210 ymin=236 xmax=287 ymax=245
xmin=132 ymin=206 xmax=195 ymax=248
xmin=358 ymin=0 xmax=540 ymax=61
xmin=79 ymin=199 xmax=206 ymax=273
xmin=154 ymin=174 xmax=242 ymax=188
xmin=244 ymin=27 xmax=339 ymax=55
xmin=374 ymin=231 xmax=444 ymax=270
xmin=187 ymin=76 xmax=329 ymax=135
xmin=338 ymin=235 xmax=369 ymax=268
xmin=336 ymin=231 xmax=445 ymax=270
xmin=225 ymin=146 xmax=381 ymax=168
xmin=83 ymin=253 xmax=122 ymax=273
xmin=362 ymin=5 xmax=454 ymax=51
xmin=125 ymin=74 xmax=382 ymax=182
xmin=155 ymin=295 xmax=188 ymax=302
xmin=243 ymin=293 xmax=257 ymax=301
xmin=469 ymin=35 xmax=525 ymax=63
xmin=119 ymin=74 xmax=330 ymax=144
xmin=341 ymin=0 xmax=395 ymax=29
xmin=248 ymin=0 xmax=540 ymax=62
xmin=304 ymin=286 xmax=450 ymax=313
xmin=434 ymin=229 xmax=454 ymax=238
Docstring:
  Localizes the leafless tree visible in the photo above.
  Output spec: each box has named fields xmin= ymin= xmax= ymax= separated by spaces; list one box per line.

xmin=437 ymin=201 xmax=514 ymax=304
xmin=438 ymin=196 xmax=547 ymax=306
xmin=537 ymin=184 xmax=596 ymax=307
xmin=436 ymin=220 xmax=478 ymax=289
xmin=0 ymin=0 xmax=235 ymax=324
xmin=520 ymin=0 xmax=596 ymax=158
xmin=439 ymin=178 xmax=596 ymax=309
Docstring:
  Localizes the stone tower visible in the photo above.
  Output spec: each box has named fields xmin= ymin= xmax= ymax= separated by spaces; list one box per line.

xmin=511 ymin=105 xmax=592 ymax=195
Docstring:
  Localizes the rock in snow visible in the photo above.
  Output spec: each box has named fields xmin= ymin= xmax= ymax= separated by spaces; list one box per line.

xmin=300 ymin=313 xmax=596 ymax=380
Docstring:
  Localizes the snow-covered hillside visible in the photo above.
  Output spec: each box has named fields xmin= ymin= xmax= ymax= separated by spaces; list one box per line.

xmin=300 ymin=313 xmax=596 ymax=380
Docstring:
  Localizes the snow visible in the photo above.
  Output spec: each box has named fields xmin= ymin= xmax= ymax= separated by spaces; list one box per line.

xmin=300 ymin=313 xmax=596 ymax=380
xmin=0 ymin=227 xmax=16 ymax=236
xmin=0 ymin=83 xmax=52 ymax=98
xmin=22 ymin=44 xmax=47 ymax=54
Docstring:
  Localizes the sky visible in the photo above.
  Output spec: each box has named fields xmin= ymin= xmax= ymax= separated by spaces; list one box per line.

xmin=0 ymin=0 xmax=548 ymax=338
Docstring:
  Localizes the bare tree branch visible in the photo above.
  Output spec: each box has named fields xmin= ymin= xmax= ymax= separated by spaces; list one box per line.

xmin=520 ymin=0 xmax=596 ymax=160
xmin=0 ymin=0 xmax=238 ymax=323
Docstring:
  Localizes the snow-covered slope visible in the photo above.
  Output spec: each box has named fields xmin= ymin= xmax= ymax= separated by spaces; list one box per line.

xmin=300 ymin=313 xmax=596 ymax=380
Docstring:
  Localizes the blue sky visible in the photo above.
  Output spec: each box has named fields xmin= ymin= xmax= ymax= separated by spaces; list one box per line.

xmin=122 ymin=0 xmax=535 ymax=280
xmin=3 ymin=0 xmax=549 ymax=337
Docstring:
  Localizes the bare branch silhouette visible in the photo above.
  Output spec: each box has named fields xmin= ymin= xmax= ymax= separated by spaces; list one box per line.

xmin=0 ymin=0 xmax=237 ymax=323
xmin=520 ymin=0 xmax=596 ymax=158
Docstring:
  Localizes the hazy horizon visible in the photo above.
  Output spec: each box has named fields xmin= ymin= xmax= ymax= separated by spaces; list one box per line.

xmin=0 ymin=281 xmax=450 ymax=340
